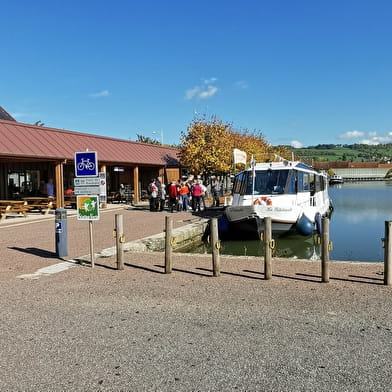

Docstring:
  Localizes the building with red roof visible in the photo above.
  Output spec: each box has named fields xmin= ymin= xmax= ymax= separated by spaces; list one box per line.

xmin=0 ymin=115 xmax=181 ymax=205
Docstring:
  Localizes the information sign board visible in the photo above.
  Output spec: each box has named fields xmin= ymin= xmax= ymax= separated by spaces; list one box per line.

xmin=99 ymin=172 xmax=107 ymax=203
xmin=74 ymin=177 xmax=100 ymax=186
xmin=77 ymin=195 xmax=100 ymax=221
xmin=75 ymin=151 xmax=98 ymax=177
xmin=74 ymin=186 xmax=100 ymax=195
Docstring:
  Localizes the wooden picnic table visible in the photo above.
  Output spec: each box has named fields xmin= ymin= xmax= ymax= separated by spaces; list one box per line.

xmin=22 ymin=197 xmax=54 ymax=214
xmin=0 ymin=200 xmax=29 ymax=221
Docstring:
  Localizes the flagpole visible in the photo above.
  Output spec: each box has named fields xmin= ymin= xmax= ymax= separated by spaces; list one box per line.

xmin=251 ymin=155 xmax=256 ymax=203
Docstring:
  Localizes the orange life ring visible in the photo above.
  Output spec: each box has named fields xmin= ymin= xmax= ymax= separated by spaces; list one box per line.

xmin=253 ymin=197 xmax=272 ymax=206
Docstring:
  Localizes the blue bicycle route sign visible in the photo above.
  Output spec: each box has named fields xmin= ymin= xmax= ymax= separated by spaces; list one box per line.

xmin=74 ymin=151 xmax=98 ymax=177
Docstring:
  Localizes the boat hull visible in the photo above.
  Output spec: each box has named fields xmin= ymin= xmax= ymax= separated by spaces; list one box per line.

xmin=226 ymin=216 xmax=295 ymax=239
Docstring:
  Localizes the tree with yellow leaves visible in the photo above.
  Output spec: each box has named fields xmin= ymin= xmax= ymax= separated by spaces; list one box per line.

xmin=178 ymin=116 xmax=233 ymax=175
xmin=179 ymin=115 xmax=291 ymax=175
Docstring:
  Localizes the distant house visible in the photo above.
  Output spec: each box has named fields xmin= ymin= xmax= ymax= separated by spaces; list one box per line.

xmin=0 ymin=114 xmax=181 ymax=204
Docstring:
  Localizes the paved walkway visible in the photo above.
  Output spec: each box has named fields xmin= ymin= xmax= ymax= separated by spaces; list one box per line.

xmin=1 ymin=204 xmax=392 ymax=391
xmin=0 ymin=203 xmax=209 ymax=278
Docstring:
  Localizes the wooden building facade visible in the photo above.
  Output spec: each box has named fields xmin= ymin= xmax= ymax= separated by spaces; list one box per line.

xmin=0 ymin=116 xmax=181 ymax=206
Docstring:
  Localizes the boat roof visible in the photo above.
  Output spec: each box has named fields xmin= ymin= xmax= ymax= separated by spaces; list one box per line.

xmin=248 ymin=160 xmax=322 ymax=173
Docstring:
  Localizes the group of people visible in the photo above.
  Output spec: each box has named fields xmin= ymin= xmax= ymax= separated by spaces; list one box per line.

xmin=148 ymin=176 xmax=221 ymax=213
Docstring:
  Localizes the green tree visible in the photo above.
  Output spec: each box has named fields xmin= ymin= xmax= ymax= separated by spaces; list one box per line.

xmin=135 ymin=134 xmax=160 ymax=145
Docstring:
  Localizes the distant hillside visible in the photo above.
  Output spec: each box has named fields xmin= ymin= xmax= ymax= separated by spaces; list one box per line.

xmin=283 ymin=143 xmax=392 ymax=163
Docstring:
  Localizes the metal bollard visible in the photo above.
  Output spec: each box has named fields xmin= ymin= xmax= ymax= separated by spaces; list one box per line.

xmin=55 ymin=208 xmax=68 ymax=258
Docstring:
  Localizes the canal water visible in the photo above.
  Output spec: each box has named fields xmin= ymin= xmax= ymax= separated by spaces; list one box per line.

xmin=188 ymin=181 xmax=392 ymax=262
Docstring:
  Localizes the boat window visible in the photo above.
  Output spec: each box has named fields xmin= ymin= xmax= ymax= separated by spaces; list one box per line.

xmin=232 ymin=172 xmax=246 ymax=194
xmin=297 ymin=171 xmax=311 ymax=192
xmin=309 ymin=174 xmax=315 ymax=195
xmin=298 ymin=171 xmax=315 ymax=192
xmin=287 ymin=171 xmax=297 ymax=194
xmin=314 ymin=174 xmax=323 ymax=192
xmin=244 ymin=169 xmax=289 ymax=195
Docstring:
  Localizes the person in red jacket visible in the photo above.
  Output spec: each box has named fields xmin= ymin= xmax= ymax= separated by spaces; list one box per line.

xmin=167 ymin=181 xmax=179 ymax=212
xmin=191 ymin=180 xmax=203 ymax=212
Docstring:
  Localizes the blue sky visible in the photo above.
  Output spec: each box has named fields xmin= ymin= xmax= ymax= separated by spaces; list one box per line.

xmin=1 ymin=0 xmax=392 ymax=147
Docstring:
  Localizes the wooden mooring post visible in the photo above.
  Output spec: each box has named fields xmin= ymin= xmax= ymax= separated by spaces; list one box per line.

xmin=321 ymin=217 xmax=330 ymax=283
xmin=115 ymin=214 xmax=124 ymax=270
xmin=165 ymin=215 xmax=173 ymax=274
xmin=210 ymin=218 xmax=221 ymax=277
xmin=264 ymin=217 xmax=272 ymax=280
xmin=384 ymin=221 xmax=392 ymax=286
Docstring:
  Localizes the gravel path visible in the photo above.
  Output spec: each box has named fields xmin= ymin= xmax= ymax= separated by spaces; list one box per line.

xmin=1 ymin=205 xmax=392 ymax=391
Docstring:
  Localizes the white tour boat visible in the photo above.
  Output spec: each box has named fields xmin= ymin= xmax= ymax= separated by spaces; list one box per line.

xmin=329 ymin=174 xmax=344 ymax=185
xmin=224 ymin=160 xmax=332 ymax=237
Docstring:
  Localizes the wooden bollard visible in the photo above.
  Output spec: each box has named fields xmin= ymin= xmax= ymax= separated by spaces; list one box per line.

xmin=384 ymin=221 xmax=392 ymax=286
xmin=210 ymin=218 xmax=220 ymax=277
xmin=264 ymin=217 xmax=272 ymax=280
xmin=165 ymin=215 xmax=173 ymax=274
xmin=115 ymin=214 xmax=124 ymax=270
xmin=321 ymin=217 xmax=330 ymax=283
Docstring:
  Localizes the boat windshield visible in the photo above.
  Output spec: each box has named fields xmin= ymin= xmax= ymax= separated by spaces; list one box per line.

xmin=233 ymin=169 xmax=290 ymax=195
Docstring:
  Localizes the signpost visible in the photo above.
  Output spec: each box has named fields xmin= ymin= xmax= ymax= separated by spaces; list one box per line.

xmin=99 ymin=172 xmax=107 ymax=204
xmin=75 ymin=151 xmax=98 ymax=177
xmin=74 ymin=150 xmax=100 ymax=268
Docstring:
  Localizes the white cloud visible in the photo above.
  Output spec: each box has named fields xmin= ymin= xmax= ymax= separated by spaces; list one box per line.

xmin=90 ymin=90 xmax=110 ymax=98
xmin=198 ymin=86 xmax=218 ymax=99
xmin=203 ymin=77 xmax=217 ymax=85
xmin=185 ymin=78 xmax=218 ymax=100
xmin=360 ymin=139 xmax=380 ymax=145
xmin=234 ymin=80 xmax=248 ymax=89
xmin=338 ymin=130 xmax=365 ymax=139
xmin=291 ymin=140 xmax=303 ymax=148
xmin=185 ymin=87 xmax=201 ymax=100
xmin=338 ymin=130 xmax=392 ymax=145
xmin=360 ymin=132 xmax=392 ymax=145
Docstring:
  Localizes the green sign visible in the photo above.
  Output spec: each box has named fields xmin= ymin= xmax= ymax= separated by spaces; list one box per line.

xmin=77 ymin=195 xmax=100 ymax=221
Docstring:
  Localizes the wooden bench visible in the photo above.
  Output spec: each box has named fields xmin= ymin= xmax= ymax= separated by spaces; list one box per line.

xmin=23 ymin=197 xmax=55 ymax=215
xmin=0 ymin=202 xmax=29 ymax=221
xmin=25 ymin=201 xmax=54 ymax=215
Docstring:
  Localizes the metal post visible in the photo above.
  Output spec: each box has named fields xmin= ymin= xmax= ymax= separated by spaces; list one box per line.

xmin=321 ymin=217 xmax=330 ymax=283
xmin=55 ymin=208 xmax=68 ymax=258
xmin=165 ymin=216 xmax=173 ymax=274
xmin=384 ymin=221 xmax=392 ymax=286
xmin=264 ymin=217 xmax=272 ymax=280
xmin=115 ymin=214 xmax=124 ymax=270
xmin=211 ymin=218 xmax=220 ymax=277
xmin=89 ymin=220 xmax=94 ymax=268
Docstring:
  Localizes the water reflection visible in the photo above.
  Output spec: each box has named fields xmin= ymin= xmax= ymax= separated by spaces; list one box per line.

xmin=328 ymin=181 xmax=392 ymax=262
xmin=194 ymin=233 xmax=323 ymax=260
